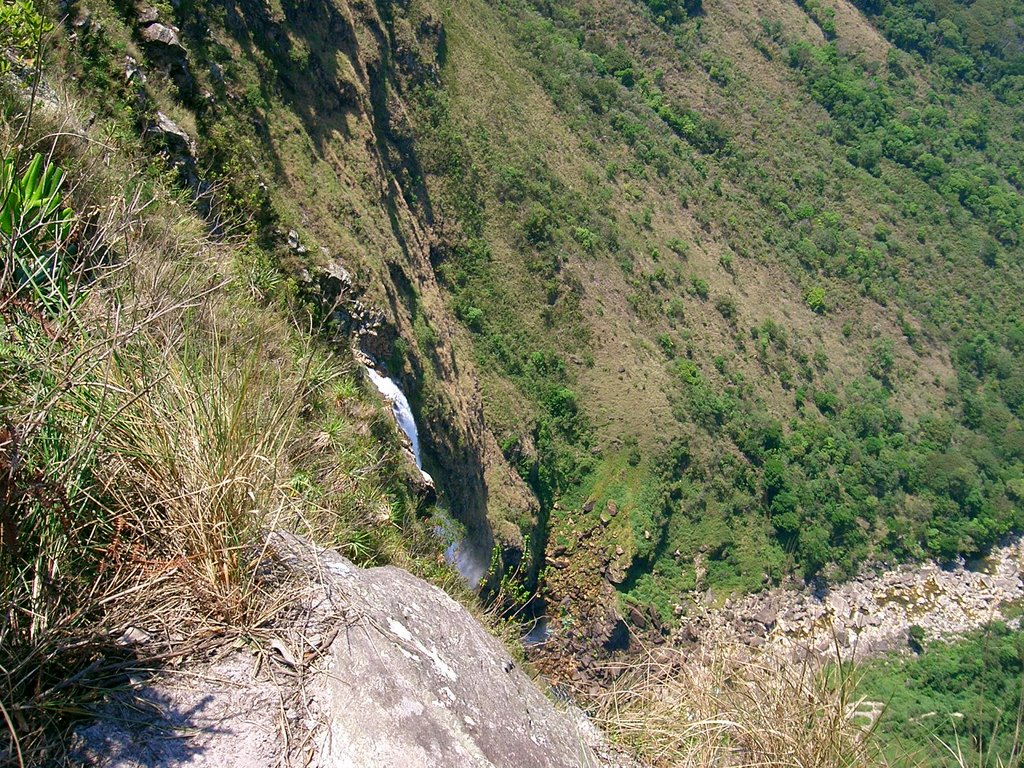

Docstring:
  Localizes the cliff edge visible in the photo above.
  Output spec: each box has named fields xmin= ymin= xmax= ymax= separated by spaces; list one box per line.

xmin=70 ymin=534 xmax=632 ymax=768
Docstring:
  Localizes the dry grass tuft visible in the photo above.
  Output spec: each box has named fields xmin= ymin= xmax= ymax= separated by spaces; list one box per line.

xmin=593 ymin=634 xmax=887 ymax=768
xmin=100 ymin=313 xmax=305 ymax=624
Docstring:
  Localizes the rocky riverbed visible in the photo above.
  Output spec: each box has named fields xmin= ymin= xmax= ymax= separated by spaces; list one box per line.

xmin=529 ymin=525 xmax=1024 ymax=696
xmin=675 ymin=537 xmax=1024 ymax=661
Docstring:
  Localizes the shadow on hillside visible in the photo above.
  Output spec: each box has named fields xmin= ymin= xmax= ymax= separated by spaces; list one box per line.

xmin=212 ymin=0 xmax=366 ymax=152
xmin=211 ymin=0 xmax=435 ymax=220
xmin=209 ymin=0 xmax=484 ymax=563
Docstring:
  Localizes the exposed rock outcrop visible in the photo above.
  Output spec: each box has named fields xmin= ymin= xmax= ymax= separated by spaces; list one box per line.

xmin=136 ymin=10 xmax=197 ymax=99
xmin=529 ymin=500 xmax=670 ymax=692
xmin=72 ymin=534 xmax=629 ymax=767
xmin=674 ymin=537 xmax=1024 ymax=661
xmin=145 ymin=111 xmax=200 ymax=190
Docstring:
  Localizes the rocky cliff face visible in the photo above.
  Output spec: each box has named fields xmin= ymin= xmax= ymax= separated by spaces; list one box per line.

xmin=71 ymin=534 xmax=634 ymax=767
xmin=69 ymin=0 xmax=543 ymax=589
xmin=217 ymin=0 xmax=540 ymax=586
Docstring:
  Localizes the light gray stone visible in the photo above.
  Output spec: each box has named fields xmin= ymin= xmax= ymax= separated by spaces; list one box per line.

xmin=72 ymin=533 xmax=608 ymax=768
xmin=149 ymin=112 xmax=194 ymax=154
xmin=313 ymin=557 xmax=599 ymax=766
xmin=140 ymin=22 xmax=183 ymax=48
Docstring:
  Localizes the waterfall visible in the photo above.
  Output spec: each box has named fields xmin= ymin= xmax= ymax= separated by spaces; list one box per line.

xmin=445 ymin=539 xmax=488 ymax=590
xmin=364 ymin=366 xmax=431 ymax=481
xmin=364 ymin=365 xmax=485 ymax=587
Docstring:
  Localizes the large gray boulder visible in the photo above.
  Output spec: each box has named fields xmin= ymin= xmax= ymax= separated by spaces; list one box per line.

xmin=72 ymin=534 xmax=621 ymax=767
xmin=300 ymin=538 xmax=599 ymax=766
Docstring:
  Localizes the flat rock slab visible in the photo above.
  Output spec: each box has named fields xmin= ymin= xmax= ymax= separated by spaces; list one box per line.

xmin=72 ymin=653 xmax=284 ymax=768
xmin=72 ymin=533 xmax=607 ymax=768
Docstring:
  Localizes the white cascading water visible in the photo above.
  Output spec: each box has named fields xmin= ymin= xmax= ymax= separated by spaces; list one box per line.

xmin=444 ymin=539 xmax=488 ymax=589
xmin=364 ymin=366 xmax=431 ymax=482
xmin=364 ymin=366 xmax=485 ymax=587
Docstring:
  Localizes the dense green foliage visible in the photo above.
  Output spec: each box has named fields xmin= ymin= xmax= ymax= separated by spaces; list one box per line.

xmin=640 ymin=0 xmax=703 ymax=28
xmin=444 ymin=0 xmax=1024 ymax=599
xmin=0 ymin=0 xmax=50 ymax=74
xmin=787 ymin=39 xmax=1023 ymax=243
xmin=662 ymin=354 xmax=1024 ymax=580
xmin=855 ymin=0 xmax=1024 ymax=93
xmin=858 ymin=624 xmax=1024 ymax=766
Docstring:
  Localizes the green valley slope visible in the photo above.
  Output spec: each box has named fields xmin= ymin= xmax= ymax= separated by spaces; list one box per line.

xmin=402 ymin=0 xmax=1024 ymax=634
xmin=44 ymin=0 xmax=1024 ymax=670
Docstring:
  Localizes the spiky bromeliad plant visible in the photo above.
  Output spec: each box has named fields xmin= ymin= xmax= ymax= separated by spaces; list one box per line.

xmin=1 ymin=151 xmax=77 ymax=312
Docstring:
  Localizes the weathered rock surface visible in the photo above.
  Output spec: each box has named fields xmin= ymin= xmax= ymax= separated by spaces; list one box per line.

xmin=145 ymin=111 xmax=200 ymax=190
xmin=305 ymin=544 xmax=601 ymax=766
xmin=674 ymin=537 xmax=1024 ymax=662
xmin=72 ymin=534 xmax=621 ymax=767
xmin=139 ymin=21 xmax=183 ymax=48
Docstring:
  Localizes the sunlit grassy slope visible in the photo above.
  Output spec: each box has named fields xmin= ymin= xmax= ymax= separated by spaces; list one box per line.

xmin=408 ymin=0 xmax=1024 ymax=609
xmin=4 ymin=0 xmax=1024 ymax=761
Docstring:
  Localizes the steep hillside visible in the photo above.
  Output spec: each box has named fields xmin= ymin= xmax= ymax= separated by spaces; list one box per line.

xmin=396 ymin=0 xmax=1024 ymax=665
xmin=45 ymin=0 xmax=1024 ymax=657
xmin=3 ymin=0 xmax=1024 ymax=759
xmin=47 ymin=0 xmax=554 ymax=588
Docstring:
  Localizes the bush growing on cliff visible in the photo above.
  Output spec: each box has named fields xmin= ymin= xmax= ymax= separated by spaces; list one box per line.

xmin=640 ymin=0 xmax=703 ymax=28
xmin=806 ymin=285 xmax=828 ymax=314
xmin=0 ymin=0 xmax=50 ymax=74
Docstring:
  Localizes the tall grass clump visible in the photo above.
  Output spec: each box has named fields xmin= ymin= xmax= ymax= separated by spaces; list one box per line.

xmin=0 ymin=54 xmax=420 ymax=764
xmin=99 ymin=316 xmax=304 ymax=622
xmin=593 ymin=636 xmax=887 ymax=767
xmin=0 ymin=127 xmax=131 ymax=764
